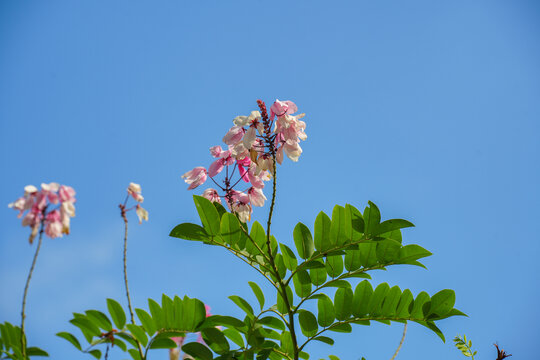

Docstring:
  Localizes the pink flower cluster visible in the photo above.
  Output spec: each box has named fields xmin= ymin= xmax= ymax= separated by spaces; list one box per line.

xmin=182 ymin=99 xmax=307 ymax=222
xmin=8 ymin=183 xmax=76 ymax=243
xmin=125 ymin=182 xmax=148 ymax=224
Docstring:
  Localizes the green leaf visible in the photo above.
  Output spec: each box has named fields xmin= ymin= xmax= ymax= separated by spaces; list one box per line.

xmin=277 ymin=286 xmax=294 ymax=314
xmin=280 ymin=243 xmax=298 ymax=271
xmin=293 ymin=223 xmax=315 ymax=259
xmin=193 ymin=195 xmax=221 ymax=236
xmin=162 ymin=294 xmax=175 ymax=329
xmin=380 ymin=286 xmax=401 ymax=317
xmin=88 ymin=349 xmax=102 ymax=359
xmin=396 ymin=289 xmax=414 ymax=318
xmin=329 ymin=205 xmax=348 ymax=246
xmin=309 ymin=263 xmax=327 ymax=286
xmin=325 ymin=255 xmax=344 ymax=278
xmin=358 ymin=243 xmax=378 ymax=267
xmin=135 ymin=308 xmax=156 ymax=336
xmin=223 ymin=328 xmax=244 ymax=347
xmin=258 ymin=316 xmax=286 ymax=331
xmin=410 ymin=291 xmax=430 ymax=319
xmin=213 ymin=202 xmax=228 ymax=218
xmin=329 ymin=356 xmax=340 ymax=360
xmin=26 ymin=347 xmax=49 ymax=356
xmin=368 ymin=283 xmax=390 ymax=316
xmin=317 ymin=294 xmax=335 ymax=327
xmin=169 ymin=223 xmax=208 ymax=241
xmin=429 ymin=289 xmax=455 ymax=317
xmin=106 ymin=298 xmax=126 ymax=330
xmin=245 ymin=221 xmax=266 ymax=256
xmin=376 ymin=239 xmax=401 ymax=263
xmin=292 ymin=269 xmax=312 ymax=298
xmin=314 ymin=212 xmax=332 ymax=251
xmin=373 ymin=219 xmax=414 ymax=236
xmin=204 ymin=315 xmax=245 ymax=330
xmin=149 ymin=337 xmax=177 ymax=349
xmin=397 ymin=245 xmax=432 ymax=263
xmin=346 ymin=204 xmax=364 ymax=238
xmin=326 ymin=280 xmax=352 ymax=288
xmin=334 ymin=288 xmax=353 ymax=321
xmin=328 ymin=323 xmax=352 ymax=333
xmin=85 ymin=310 xmax=112 ymax=331
xmin=126 ymin=324 xmax=148 ymax=347
xmin=148 ymin=298 xmax=164 ymax=330
xmin=69 ymin=317 xmax=100 ymax=339
xmin=56 ymin=332 xmax=81 ymax=351
xmin=182 ymin=342 xmax=213 ymax=360
xmin=117 ymin=332 xmax=139 ymax=348
xmin=313 ymin=336 xmax=334 ymax=345
xmin=352 ymin=280 xmax=373 ymax=317
xmin=229 ymin=296 xmax=254 ymax=317
xmin=112 ymin=338 xmax=127 ymax=351
xmin=275 ymin=254 xmax=287 ymax=279
xmin=248 ymin=281 xmax=265 ymax=311
xmin=280 ymin=331 xmax=294 ymax=356
xmin=220 ymin=213 xmax=242 ymax=246
xmin=415 ymin=320 xmax=445 ymax=342
xmin=183 ymin=297 xmax=207 ymax=331
xmin=344 ymin=249 xmax=362 ymax=271
xmin=363 ymin=202 xmax=381 ymax=236
xmin=202 ymin=327 xmax=230 ymax=354
xmin=298 ymin=310 xmax=318 ymax=337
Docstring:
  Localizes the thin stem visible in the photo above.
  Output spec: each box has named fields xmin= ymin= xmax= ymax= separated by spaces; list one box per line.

xmin=390 ymin=323 xmax=407 ymax=360
xmin=120 ymin=205 xmax=144 ymax=359
xmin=264 ymin=148 xmax=299 ymax=360
xmin=20 ymin=221 xmax=45 ymax=358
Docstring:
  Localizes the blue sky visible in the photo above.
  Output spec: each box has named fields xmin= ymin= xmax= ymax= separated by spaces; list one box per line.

xmin=1 ymin=1 xmax=539 ymax=359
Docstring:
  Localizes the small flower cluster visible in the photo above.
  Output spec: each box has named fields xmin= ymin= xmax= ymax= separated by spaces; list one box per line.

xmin=182 ymin=99 xmax=306 ymax=222
xmin=125 ymin=182 xmax=148 ymax=224
xmin=8 ymin=183 xmax=76 ymax=243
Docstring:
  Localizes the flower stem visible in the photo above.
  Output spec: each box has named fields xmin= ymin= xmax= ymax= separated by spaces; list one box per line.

xmin=120 ymin=205 xmax=145 ymax=359
xmin=20 ymin=222 xmax=45 ymax=358
xmin=258 ymin=98 xmax=299 ymax=360
xmin=390 ymin=323 xmax=407 ymax=360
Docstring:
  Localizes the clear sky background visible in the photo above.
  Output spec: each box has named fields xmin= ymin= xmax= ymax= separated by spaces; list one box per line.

xmin=1 ymin=1 xmax=539 ymax=359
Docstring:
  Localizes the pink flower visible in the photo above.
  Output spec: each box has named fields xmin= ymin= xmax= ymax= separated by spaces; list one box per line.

xmin=60 ymin=201 xmax=75 ymax=234
xmin=270 ymin=99 xmax=298 ymax=120
xmin=208 ymin=149 xmax=234 ymax=177
xmin=283 ymin=140 xmax=302 ymax=162
xmin=136 ymin=204 xmax=149 ymax=224
xmin=182 ymin=167 xmax=207 ymax=190
xmin=222 ymin=126 xmax=245 ymax=146
xmin=233 ymin=202 xmax=252 ymax=223
xmin=127 ymin=182 xmax=144 ymax=202
xmin=209 ymin=145 xmax=223 ymax=158
xmin=45 ymin=210 xmax=62 ymax=238
xmin=236 ymin=157 xmax=251 ymax=183
xmin=248 ymin=187 xmax=266 ymax=207
xmin=59 ymin=185 xmax=76 ymax=203
xmin=202 ymin=188 xmax=221 ymax=204
xmin=255 ymin=153 xmax=273 ymax=174
xmin=233 ymin=111 xmax=261 ymax=127
xmin=247 ymin=165 xmax=268 ymax=189
xmin=10 ymin=183 xmax=76 ymax=243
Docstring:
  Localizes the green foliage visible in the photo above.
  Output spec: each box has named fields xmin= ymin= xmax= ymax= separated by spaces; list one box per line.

xmin=0 ymin=322 xmax=49 ymax=359
xmin=58 ymin=295 xmax=211 ymax=359
xmin=453 ymin=334 xmax=477 ymax=359
xmin=166 ymin=198 xmax=463 ymax=359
